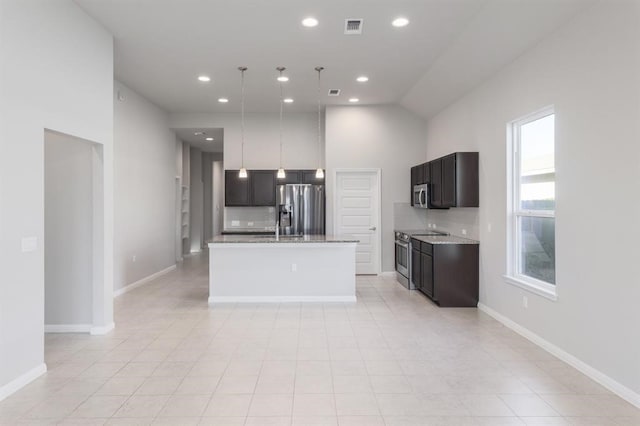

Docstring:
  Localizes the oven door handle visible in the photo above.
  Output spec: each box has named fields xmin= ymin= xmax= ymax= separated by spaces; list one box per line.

xmin=418 ymin=188 xmax=425 ymax=207
xmin=395 ymin=241 xmax=409 ymax=249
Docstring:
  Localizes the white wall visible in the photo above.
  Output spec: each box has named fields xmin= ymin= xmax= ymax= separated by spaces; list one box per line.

xmin=189 ymin=147 xmax=204 ymax=252
xmin=212 ymin=161 xmax=224 ymax=236
xmin=0 ymin=0 xmax=114 ymax=395
xmin=325 ymin=105 xmax=427 ymax=272
xmin=114 ymin=81 xmax=177 ymax=291
xmin=419 ymin=1 xmax=640 ymax=399
xmin=44 ymin=131 xmax=94 ymax=327
xmin=169 ymin=112 xmax=322 ymax=170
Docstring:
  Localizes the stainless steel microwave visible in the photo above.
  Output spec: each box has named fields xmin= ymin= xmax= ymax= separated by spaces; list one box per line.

xmin=413 ymin=184 xmax=429 ymax=208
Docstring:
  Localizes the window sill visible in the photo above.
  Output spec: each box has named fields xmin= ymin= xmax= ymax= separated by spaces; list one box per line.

xmin=503 ymin=275 xmax=558 ymax=301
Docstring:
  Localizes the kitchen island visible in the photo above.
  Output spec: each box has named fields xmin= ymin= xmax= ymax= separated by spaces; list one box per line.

xmin=207 ymin=235 xmax=358 ymax=303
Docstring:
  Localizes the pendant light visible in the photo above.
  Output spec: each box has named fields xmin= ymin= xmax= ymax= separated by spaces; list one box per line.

xmin=276 ymin=67 xmax=286 ymax=179
xmin=315 ymin=66 xmax=325 ymax=179
xmin=238 ymin=66 xmax=248 ymax=179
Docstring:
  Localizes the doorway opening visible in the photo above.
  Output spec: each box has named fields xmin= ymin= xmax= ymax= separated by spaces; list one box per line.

xmin=44 ymin=130 xmax=105 ymax=335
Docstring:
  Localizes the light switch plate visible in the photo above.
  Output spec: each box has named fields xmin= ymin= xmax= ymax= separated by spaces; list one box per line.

xmin=21 ymin=236 xmax=37 ymax=252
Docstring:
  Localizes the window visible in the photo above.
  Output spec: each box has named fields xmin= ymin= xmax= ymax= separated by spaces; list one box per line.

xmin=506 ymin=107 xmax=556 ymax=299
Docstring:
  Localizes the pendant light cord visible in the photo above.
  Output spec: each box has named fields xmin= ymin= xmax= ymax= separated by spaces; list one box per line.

xmin=279 ymin=73 xmax=284 ymax=169
xmin=239 ymin=67 xmax=246 ymax=169
xmin=316 ymin=67 xmax=324 ymax=170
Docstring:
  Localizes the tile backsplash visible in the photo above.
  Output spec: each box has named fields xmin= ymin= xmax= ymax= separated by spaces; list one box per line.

xmin=393 ymin=202 xmax=428 ymax=230
xmin=393 ymin=202 xmax=480 ymax=240
xmin=426 ymin=208 xmax=480 ymax=240
xmin=224 ymin=206 xmax=276 ymax=230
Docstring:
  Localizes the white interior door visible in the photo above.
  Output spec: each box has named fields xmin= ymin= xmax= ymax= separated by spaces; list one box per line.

xmin=335 ymin=170 xmax=381 ymax=275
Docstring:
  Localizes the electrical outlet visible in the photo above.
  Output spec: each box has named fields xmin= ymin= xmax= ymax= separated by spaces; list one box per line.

xmin=487 ymin=223 xmax=492 ymax=232
xmin=291 ymin=263 xmax=297 ymax=272
xmin=132 ymin=255 xmax=136 ymax=262
xmin=461 ymin=229 xmax=467 ymax=235
xmin=523 ymin=296 xmax=528 ymax=309
xmin=21 ymin=237 xmax=37 ymax=252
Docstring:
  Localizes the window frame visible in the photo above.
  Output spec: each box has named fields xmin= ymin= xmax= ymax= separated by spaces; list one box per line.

xmin=505 ymin=106 xmax=557 ymax=301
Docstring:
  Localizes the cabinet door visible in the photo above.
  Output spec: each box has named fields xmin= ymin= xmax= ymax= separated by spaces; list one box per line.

xmin=429 ymin=159 xmax=443 ymax=207
xmin=416 ymin=165 xmax=425 ymax=185
xmin=441 ymin=154 xmax=456 ymax=207
xmin=411 ymin=247 xmax=422 ymax=290
xmin=421 ymin=252 xmax=434 ymax=298
xmin=410 ymin=166 xmax=418 ymax=206
xmin=225 ymin=170 xmax=250 ymax=206
xmin=251 ymin=170 xmax=276 ymax=206
xmin=421 ymin=162 xmax=430 ymax=184
xmin=281 ymin=170 xmax=302 ymax=184
xmin=302 ymin=170 xmax=324 ymax=184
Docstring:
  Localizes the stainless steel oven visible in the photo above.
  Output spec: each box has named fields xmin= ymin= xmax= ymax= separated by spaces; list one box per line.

xmin=394 ymin=232 xmax=411 ymax=287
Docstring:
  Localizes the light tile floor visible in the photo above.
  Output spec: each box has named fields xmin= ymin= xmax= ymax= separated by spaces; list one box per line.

xmin=1 ymin=253 xmax=639 ymax=425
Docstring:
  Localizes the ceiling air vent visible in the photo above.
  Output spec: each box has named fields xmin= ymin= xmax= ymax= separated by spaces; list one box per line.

xmin=344 ymin=19 xmax=363 ymax=35
xmin=328 ymin=89 xmax=341 ymax=96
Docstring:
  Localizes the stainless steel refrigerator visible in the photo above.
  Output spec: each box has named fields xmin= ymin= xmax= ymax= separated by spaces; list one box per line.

xmin=277 ymin=184 xmax=325 ymax=235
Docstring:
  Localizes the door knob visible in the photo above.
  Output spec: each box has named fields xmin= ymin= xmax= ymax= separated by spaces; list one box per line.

xmin=369 ymin=226 xmax=377 ymax=231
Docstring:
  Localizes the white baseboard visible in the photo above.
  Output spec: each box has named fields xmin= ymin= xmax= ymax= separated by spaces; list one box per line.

xmin=379 ymin=271 xmax=396 ymax=278
xmin=208 ymin=296 xmax=357 ymax=304
xmin=0 ymin=363 xmax=47 ymax=402
xmin=114 ymin=264 xmax=176 ymax=298
xmin=478 ymin=303 xmax=640 ymax=409
xmin=45 ymin=324 xmax=92 ymax=333
xmin=45 ymin=322 xmax=115 ymax=335
xmin=90 ymin=322 xmax=115 ymax=335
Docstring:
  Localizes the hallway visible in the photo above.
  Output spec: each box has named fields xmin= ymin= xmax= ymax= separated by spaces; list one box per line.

xmin=0 ymin=253 xmax=638 ymax=425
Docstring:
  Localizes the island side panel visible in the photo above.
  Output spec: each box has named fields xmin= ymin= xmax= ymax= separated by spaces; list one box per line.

xmin=208 ymin=242 xmax=356 ymax=303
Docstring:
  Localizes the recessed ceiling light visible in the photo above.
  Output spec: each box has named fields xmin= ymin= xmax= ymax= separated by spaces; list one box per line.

xmin=283 ymin=98 xmax=294 ymax=103
xmin=356 ymin=76 xmax=369 ymax=83
xmin=206 ymin=137 xmax=214 ymax=141
xmin=277 ymin=75 xmax=289 ymax=82
xmin=197 ymin=75 xmax=211 ymax=82
xmin=348 ymin=98 xmax=359 ymax=103
xmin=218 ymin=98 xmax=229 ymax=103
xmin=194 ymin=132 xmax=205 ymax=136
xmin=302 ymin=17 xmax=318 ymax=27
xmin=392 ymin=17 xmax=409 ymax=27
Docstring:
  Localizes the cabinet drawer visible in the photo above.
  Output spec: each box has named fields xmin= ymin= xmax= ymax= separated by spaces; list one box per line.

xmin=421 ymin=242 xmax=433 ymax=255
xmin=410 ymin=238 xmax=421 ymax=252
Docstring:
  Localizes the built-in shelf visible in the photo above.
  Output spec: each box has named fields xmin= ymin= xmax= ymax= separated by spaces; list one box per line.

xmin=181 ymin=186 xmax=190 ymax=249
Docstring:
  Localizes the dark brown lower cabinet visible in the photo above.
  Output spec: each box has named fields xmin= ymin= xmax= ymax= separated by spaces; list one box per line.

xmin=411 ymin=244 xmax=421 ymax=291
xmin=412 ymin=240 xmax=479 ymax=307
xmin=421 ymin=252 xmax=434 ymax=298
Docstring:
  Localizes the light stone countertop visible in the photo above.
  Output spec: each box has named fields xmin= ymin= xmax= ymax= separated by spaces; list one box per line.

xmin=208 ymin=234 xmax=359 ymax=244
xmin=413 ymin=235 xmax=479 ymax=245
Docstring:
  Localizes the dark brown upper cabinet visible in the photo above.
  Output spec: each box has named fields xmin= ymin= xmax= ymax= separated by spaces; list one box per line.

xmin=429 ymin=158 xmax=444 ymax=208
xmin=410 ymin=166 xmax=419 ymax=206
xmin=279 ymin=170 xmax=302 ymax=184
xmin=302 ymin=170 xmax=325 ymax=184
xmin=251 ymin=170 xmax=276 ymax=206
xmin=428 ymin=152 xmax=478 ymax=208
xmin=224 ymin=170 xmax=251 ymax=206
xmin=410 ymin=163 xmax=430 ymax=206
xmin=225 ymin=169 xmax=276 ymax=207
